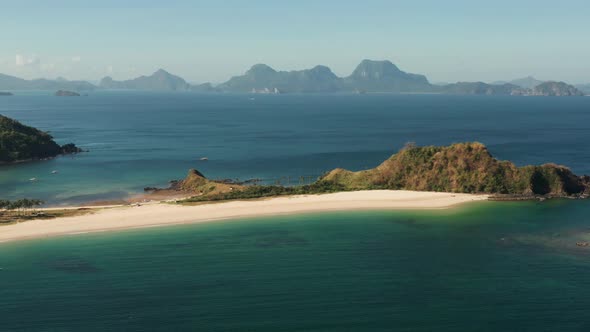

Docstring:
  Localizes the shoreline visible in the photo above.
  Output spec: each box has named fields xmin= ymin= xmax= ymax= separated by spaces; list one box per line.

xmin=0 ymin=190 xmax=488 ymax=244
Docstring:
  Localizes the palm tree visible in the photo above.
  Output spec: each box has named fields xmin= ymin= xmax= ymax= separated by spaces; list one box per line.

xmin=8 ymin=200 xmax=21 ymax=216
xmin=31 ymin=199 xmax=44 ymax=214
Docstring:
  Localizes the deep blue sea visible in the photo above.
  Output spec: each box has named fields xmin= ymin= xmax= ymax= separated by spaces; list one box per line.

xmin=1 ymin=92 xmax=589 ymax=205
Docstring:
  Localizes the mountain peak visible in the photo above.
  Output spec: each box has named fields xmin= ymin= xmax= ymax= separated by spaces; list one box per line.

xmin=308 ymin=65 xmax=337 ymax=78
xmin=99 ymin=69 xmax=189 ymax=91
xmin=247 ymin=64 xmax=277 ymax=75
xmin=345 ymin=59 xmax=430 ymax=92
xmin=153 ymin=69 xmax=172 ymax=76
xmin=350 ymin=60 xmax=402 ymax=80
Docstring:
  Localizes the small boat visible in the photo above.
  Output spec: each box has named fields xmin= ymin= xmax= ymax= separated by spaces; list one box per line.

xmin=200 ymin=157 xmax=209 ymax=161
xmin=29 ymin=177 xmax=37 ymax=182
xmin=51 ymin=170 xmax=58 ymax=174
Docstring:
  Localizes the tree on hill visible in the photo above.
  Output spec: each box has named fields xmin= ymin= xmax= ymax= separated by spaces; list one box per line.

xmin=0 ymin=114 xmax=81 ymax=163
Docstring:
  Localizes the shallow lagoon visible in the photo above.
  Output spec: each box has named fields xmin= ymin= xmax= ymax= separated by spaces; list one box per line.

xmin=2 ymin=200 xmax=590 ymax=331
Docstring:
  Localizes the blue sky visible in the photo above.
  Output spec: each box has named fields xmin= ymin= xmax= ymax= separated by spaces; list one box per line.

xmin=2 ymin=0 xmax=589 ymax=84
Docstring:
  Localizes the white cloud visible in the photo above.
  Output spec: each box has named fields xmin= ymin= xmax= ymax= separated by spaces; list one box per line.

xmin=71 ymin=56 xmax=81 ymax=62
xmin=15 ymin=54 xmax=40 ymax=67
xmin=107 ymin=65 xmax=114 ymax=74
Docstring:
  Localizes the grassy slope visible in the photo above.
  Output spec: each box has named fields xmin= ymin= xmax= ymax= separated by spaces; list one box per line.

xmin=179 ymin=142 xmax=589 ymax=204
xmin=321 ymin=142 xmax=589 ymax=196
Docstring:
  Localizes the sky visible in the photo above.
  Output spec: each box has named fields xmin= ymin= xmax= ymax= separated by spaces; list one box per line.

xmin=1 ymin=0 xmax=590 ymax=84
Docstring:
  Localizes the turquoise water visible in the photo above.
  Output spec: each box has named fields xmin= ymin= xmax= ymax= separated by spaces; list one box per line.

xmin=1 ymin=201 xmax=590 ymax=331
xmin=1 ymin=92 xmax=590 ymax=205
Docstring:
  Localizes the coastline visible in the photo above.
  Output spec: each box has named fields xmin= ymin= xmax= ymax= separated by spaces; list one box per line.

xmin=0 ymin=190 xmax=488 ymax=244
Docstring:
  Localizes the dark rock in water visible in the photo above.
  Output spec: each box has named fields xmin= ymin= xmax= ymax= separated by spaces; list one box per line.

xmin=60 ymin=143 xmax=83 ymax=154
xmin=0 ymin=92 xmax=13 ymax=96
xmin=55 ymin=90 xmax=80 ymax=96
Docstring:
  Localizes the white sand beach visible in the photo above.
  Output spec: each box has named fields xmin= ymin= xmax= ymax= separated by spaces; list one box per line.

xmin=0 ymin=190 xmax=488 ymax=243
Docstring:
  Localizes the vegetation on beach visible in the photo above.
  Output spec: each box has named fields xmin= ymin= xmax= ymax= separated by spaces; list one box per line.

xmin=0 ymin=199 xmax=44 ymax=215
xmin=0 ymin=114 xmax=82 ymax=163
xmin=0 ymin=199 xmax=93 ymax=224
xmin=0 ymin=199 xmax=43 ymax=224
xmin=181 ymin=181 xmax=347 ymax=203
xmin=178 ymin=142 xmax=589 ymax=204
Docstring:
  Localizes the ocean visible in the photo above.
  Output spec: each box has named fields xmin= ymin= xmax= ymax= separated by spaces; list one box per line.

xmin=2 ymin=92 xmax=590 ymax=330
xmin=1 ymin=201 xmax=590 ymax=331
xmin=1 ymin=92 xmax=590 ymax=205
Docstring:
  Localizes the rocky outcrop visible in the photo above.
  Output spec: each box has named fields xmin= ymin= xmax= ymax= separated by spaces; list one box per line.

xmin=162 ymin=169 xmax=244 ymax=196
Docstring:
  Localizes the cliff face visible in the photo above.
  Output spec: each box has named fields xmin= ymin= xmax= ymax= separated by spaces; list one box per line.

xmin=321 ymin=143 xmax=589 ymax=196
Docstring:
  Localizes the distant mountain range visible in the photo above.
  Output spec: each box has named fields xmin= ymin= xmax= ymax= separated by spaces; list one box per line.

xmin=0 ymin=73 xmax=95 ymax=91
xmin=99 ymin=69 xmax=191 ymax=91
xmin=492 ymin=76 xmax=544 ymax=89
xmin=0 ymin=60 xmax=586 ymax=96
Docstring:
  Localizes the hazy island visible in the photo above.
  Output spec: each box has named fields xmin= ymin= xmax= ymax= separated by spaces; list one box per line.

xmin=0 ymin=92 xmax=13 ymax=96
xmin=1 ymin=60 xmax=587 ymax=96
xmin=0 ymin=73 xmax=94 ymax=91
xmin=0 ymin=114 xmax=82 ymax=164
xmin=55 ymin=90 xmax=80 ymax=97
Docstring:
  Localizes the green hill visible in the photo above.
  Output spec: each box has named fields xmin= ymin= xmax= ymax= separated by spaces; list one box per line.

xmin=321 ymin=142 xmax=589 ymax=196
xmin=0 ymin=114 xmax=82 ymax=163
